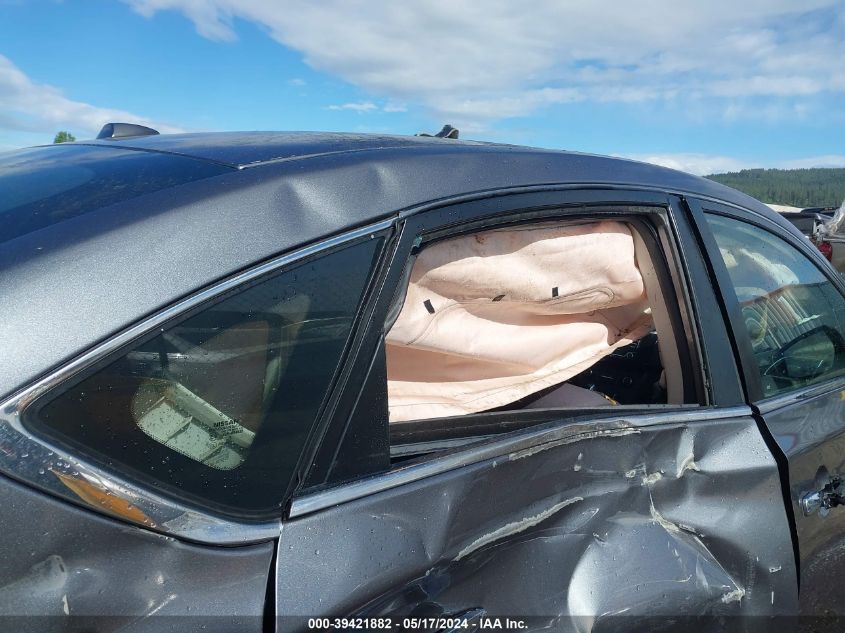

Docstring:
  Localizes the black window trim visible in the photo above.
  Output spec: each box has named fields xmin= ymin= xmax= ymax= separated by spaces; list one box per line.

xmin=0 ymin=218 xmax=394 ymax=546
xmin=688 ymin=197 xmax=845 ymax=407
xmin=300 ymin=187 xmax=723 ymax=500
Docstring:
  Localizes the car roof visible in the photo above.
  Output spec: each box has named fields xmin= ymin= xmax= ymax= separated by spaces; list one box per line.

xmin=81 ymin=131 xmax=495 ymax=168
xmin=0 ymin=131 xmax=790 ymax=399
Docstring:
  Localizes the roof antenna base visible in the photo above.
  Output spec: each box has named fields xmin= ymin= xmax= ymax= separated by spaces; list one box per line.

xmin=416 ymin=124 xmax=459 ymax=139
xmin=97 ymin=123 xmax=160 ymax=140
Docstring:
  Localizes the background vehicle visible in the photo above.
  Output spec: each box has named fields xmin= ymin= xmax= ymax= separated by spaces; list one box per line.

xmin=2 ymin=127 xmax=845 ymax=631
xmin=775 ymin=204 xmax=845 ymax=271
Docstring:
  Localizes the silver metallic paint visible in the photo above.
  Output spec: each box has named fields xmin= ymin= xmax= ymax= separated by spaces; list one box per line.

xmin=0 ymin=474 xmax=273 ymax=631
xmin=0 ymin=220 xmax=390 ymax=545
xmin=290 ymin=406 xmax=752 ymax=517
xmin=762 ymin=379 xmax=845 ymax=615
xmin=276 ymin=411 xmax=797 ymax=628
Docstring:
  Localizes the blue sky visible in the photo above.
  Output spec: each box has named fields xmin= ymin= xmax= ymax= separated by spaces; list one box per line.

xmin=1 ymin=0 xmax=844 ymax=174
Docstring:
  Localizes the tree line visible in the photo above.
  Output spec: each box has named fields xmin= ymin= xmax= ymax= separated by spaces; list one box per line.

xmin=706 ymin=168 xmax=845 ymax=208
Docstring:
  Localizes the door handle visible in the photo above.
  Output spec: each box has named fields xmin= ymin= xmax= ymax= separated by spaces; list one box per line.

xmin=801 ymin=476 xmax=845 ymax=516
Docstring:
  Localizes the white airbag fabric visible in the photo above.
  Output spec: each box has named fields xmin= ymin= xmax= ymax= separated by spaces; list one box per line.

xmin=386 ymin=221 xmax=653 ymax=422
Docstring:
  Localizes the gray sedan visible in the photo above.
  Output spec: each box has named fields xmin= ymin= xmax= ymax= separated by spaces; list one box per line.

xmin=2 ymin=125 xmax=844 ymax=632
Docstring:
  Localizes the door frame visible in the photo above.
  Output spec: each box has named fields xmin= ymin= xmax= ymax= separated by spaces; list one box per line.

xmin=295 ymin=185 xmax=745 ymax=503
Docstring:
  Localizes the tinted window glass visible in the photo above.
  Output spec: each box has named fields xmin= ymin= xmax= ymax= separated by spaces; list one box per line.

xmin=707 ymin=214 xmax=845 ymax=398
xmin=0 ymin=145 xmax=231 ymax=244
xmin=30 ymin=237 xmax=383 ymax=518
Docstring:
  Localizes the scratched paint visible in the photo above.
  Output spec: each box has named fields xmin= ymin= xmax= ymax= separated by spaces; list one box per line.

xmin=277 ymin=415 xmax=798 ymax=627
xmin=0 ymin=476 xmax=273 ymax=630
xmin=455 ymin=497 xmax=584 ymax=561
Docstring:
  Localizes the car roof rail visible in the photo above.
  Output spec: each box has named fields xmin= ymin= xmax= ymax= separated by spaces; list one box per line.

xmin=416 ymin=124 xmax=459 ymax=139
xmin=97 ymin=122 xmax=160 ymax=140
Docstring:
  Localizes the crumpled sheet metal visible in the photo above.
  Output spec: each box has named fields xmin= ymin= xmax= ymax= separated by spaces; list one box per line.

xmin=277 ymin=415 xmax=797 ymax=631
xmin=0 ymin=474 xmax=273 ymax=633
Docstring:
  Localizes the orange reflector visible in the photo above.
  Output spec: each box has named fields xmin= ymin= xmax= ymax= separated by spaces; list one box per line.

xmin=52 ymin=470 xmax=156 ymax=527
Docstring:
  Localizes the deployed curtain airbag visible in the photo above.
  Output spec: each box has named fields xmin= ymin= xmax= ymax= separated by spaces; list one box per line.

xmin=386 ymin=220 xmax=654 ymax=422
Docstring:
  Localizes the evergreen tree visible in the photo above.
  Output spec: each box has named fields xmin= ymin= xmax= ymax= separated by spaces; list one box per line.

xmin=706 ymin=168 xmax=845 ymax=208
xmin=53 ymin=131 xmax=76 ymax=144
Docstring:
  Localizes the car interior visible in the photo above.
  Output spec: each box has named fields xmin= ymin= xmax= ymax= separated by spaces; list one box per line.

xmin=384 ymin=217 xmax=687 ymax=447
xmin=37 ymin=288 xmax=351 ymax=472
xmin=709 ymin=216 xmax=845 ymax=395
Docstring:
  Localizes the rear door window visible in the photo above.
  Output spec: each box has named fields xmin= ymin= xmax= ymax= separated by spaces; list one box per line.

xmin=380 ymin=213 xmax=699 ymax=459
xmin=28 ymin=236 xmax=384 ymax=518
xmin=307 ymin=204 xmax=706 ymax=489
xmin=387 ymin=219 xmax=670 ymax=422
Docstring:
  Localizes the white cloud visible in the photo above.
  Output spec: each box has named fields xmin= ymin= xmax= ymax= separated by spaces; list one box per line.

xmin=327 ymin=101 xmax=378 ymax=112
xmin=0 ymin=54 xmax=183 ymax=145
xmin=123 ymin=0 xmax=845 ymax=125
xmin=710 ymin=75 xmax=823 ymax=97
xmin=619 ymin=153 xmax=755 ymax=176
xmin=326 ymin=100 xmax=410 ymax=114
xmin=619 ymin=152 xmax=845 ymax=176
xmin=780 ymin=155 xmax=845 ymax=169
xmin=428 ymin=88 xmax=584 ymax=120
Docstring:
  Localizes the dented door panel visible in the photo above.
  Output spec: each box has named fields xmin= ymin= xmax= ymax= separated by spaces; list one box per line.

xmin=759 ymin=385 xmax=845 ymax=615
xmin=277 ymin=412 xmax=796 ymax=630
xmin=0 ymin=474 xmax=273 ymax=632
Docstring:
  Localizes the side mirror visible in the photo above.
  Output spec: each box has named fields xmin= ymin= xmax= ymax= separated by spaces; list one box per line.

xmin=773 ymin=325 xmax=845 ymax=381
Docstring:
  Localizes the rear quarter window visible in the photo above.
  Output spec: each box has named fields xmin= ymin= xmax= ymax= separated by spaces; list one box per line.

xmin=27 ymin=236 xmax=384 ymax=519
